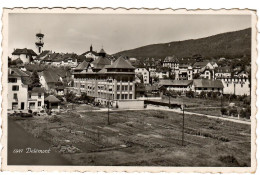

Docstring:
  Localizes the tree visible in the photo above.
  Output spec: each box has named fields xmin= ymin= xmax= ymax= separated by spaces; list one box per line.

xmin=29 ymin=71 xmax=41 ymax=89
xmin=65 ymin=91 xmax=76 ymax=103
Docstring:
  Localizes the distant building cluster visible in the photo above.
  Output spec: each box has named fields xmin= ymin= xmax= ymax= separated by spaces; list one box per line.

xmin=7 ymin=32 xmax=251 ymax=111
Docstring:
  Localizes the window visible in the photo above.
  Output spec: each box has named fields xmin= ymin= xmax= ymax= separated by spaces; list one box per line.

xmin=125 ymin=85 xmax=128 ymax=91
xmin=227 ymin=84 xmax=229 ymax=87
xmin=117 ymin=94 xmax=120 ymax=99
xmin=241 ymin=84 xmax=243 ymax=88
xmin=204 ymin=88 xmax=207 ymax=90
xmin=12 ymin=85 xmax=19 ymax=91
xmin=28 ymin=93 xmax=31 ymax=99
xmin=38 ymin=93 xmax=42 ymax=98
xmin=129 ymin=85 xmax=132 ymax=91
xmin=12 ymin=102 xmax=18 ymax=110
xmin=121 ymin=86 xmax=124 ymax=91
xmin=38 ymin=101 xmax=41 ymax=107
xmin=125 ymin=94 xmax=128 ymax=99
xmin=13 ymin=93 xmax=17 ymax=100
xmin=80 ymin=84 xmax=85 ymax=88
xmin=117 ymin=85 xmax=120 ymax=91
xmin=8 ymin=78 xmax=17 ymax=83
xmin=129 ymin=94 xmax=132 ymax=99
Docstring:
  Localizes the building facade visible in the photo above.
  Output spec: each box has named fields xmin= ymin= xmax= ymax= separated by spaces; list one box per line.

xmin=135 ymin=68 xmax=150 ymax=84
xmin=73 ymin=57 xmax=136 ymax=106
xmin=218 ymin=77 xmax=250 ymax=96
xmin=8 ymin=68 xmax=30 ymax=111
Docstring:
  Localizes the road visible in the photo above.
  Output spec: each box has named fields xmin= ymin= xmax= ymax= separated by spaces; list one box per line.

xmin=76 ymin=105 xmax=251 ymax=125
xmin=8 ymin=118 xmax=72 ymax=165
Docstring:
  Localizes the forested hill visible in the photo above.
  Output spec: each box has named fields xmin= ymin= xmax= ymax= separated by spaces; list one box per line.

xmin=114 ymin=28 xmax=251 ymax=60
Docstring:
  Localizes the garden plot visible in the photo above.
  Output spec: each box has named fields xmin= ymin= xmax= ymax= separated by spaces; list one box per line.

xmin=12 ymin=109 xmax=251 ymax=166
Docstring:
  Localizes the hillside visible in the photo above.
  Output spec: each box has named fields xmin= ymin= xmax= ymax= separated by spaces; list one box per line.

xmin=114 ymin=28 xmax=251 ymax=60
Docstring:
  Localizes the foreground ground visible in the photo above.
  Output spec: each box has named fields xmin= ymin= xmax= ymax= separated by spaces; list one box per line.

xmin=9 ymin=106 xmax=251 ymax=166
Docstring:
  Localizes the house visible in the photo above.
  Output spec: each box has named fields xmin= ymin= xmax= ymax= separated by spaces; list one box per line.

xmin=193 ymin=61 xmax=216 ymax=74
xmin=175 ymin=64 xmax=193 ymax=80
xmin=199 ymin=66 xmax=215 ymax=79
xmin=8 ymin=68 xmax=31 ymax=111
xmin=135 ymin=67 xmax=150 ymax=84
xmin=73 ymin=56 xmax=137 ymax=107
xmin=155 ymin=67 xmax=171 ymax=79
xmin=215 ymin=66 xmax=232 ymax=78
xmin=163 ymin=55 xmax=179 ymax=70
xmin=192 ymin=79 xmax=224 ymax=94
xmin=81 ymin=45 xmax=100 ymax=61
xmin=217 ymin=77 xmax=250 ymax=96
xmin=39 ymin=69 xmax=69 ymax=95
xmin=12 ymin=48 xmax=38 ymax=63
xmin=45 ymin=95 xmax=61 ymax=111
xmin=28 ymin=87 xmax=45 ymax=111
xmin=159 ymin=79 xmax=193 ymax=92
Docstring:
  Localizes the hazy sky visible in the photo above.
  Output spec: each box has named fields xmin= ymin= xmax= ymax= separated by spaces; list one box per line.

xmin=8 ymin=13 xmax=251 ymax=56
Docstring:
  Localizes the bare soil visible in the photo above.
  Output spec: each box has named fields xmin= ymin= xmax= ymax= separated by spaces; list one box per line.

xmin=10 ymin=108 xmax=251 ymax=166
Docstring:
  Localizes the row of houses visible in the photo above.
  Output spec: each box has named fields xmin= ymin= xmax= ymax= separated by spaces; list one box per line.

xmin=7 ymin=68 xmax=61 ymax=112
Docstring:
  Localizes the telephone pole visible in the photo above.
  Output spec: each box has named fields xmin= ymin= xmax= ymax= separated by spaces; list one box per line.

xmin=107 ymin=97 xmax=110 ymax=125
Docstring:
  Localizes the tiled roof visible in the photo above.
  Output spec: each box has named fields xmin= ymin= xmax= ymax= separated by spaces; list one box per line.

xmin=81 ymin=51 xmax=99 ymax=56
xmin=45 ymin=95 xmax=60 ymax=103
xmin=12 ymin=48 xmax=37 ymax=56
xmin=159 ymin=80 xmax=193 ymax=86
xmin=92 ymin=56 xmax=111 ymax=70
xmin=99 ymin=48 xmax=106 ymax=54
xmin=42 ymin=70 xmax=60 ymax=83
xmin=8 ymin=68 xmax=30 ymax=77
xmin=77 ymin=55 xmax=93 ymax=63
xmin=108 ymin=56 xmax=135 ymax=69
xmin=164 ymin=56 xmax=179 ymax=63
xmin=74 ymin=61 xmax=89 ymax=70
xmin=30 ymin=87 xmax=45 ymax=93
xmin=193 ymin=61 xmax=209 ymax=68
xmin=24 ymin=64 xmax=46 ymax=72
xmin=193 ymin=79 xmax=224 ymax=88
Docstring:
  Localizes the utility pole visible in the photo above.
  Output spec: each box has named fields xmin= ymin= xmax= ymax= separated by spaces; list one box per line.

xmin=182 ymin=103 xmax=185 ymax=146
xmin=181 ymin=92 xmax=185 ymax=146
xmin=107 ymin=97 xmax=110 ymax=125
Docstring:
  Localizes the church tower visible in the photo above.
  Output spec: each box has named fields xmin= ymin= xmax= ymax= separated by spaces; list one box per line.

xmin=90 ymin=44 xmax=93 ymax=52
xmin=35 ymin=32 xmax=44 ymax=54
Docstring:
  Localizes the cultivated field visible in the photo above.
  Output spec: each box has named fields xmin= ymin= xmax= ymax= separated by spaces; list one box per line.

xmin=10 ymin=107 xmax=251 ymax=166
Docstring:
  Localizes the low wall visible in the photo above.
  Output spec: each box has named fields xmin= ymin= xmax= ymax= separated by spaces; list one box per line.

xmin=137 ymin=97 xmax=162 ymax=100
xmin=114 ymin=100 xmax=144 ymax=109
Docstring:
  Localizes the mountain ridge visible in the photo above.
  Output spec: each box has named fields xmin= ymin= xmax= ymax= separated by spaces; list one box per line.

xmin=114 ymin=28 xmax=251 ymax=60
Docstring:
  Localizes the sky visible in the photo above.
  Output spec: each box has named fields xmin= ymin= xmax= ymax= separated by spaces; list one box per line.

xmin=8 ymin=13 xmax=251 ymax=56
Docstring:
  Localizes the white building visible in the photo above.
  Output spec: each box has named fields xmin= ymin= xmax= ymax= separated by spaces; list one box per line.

xmin=135 ymin=68 xmax=150 ymax=84
xmin=12 ymin=48 xmax=37 ymax=63
xmin=8 ymin=68 xmax=30 ymax=111
xmin=218 ymin=77 xmax=250 ymax=96
xmin=28 ymin=87 xmax=45 ymax=111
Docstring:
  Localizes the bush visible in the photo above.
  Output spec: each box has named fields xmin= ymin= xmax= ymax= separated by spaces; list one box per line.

xmin=199 ymin=91 xmax=206 ymax=98
xmin=28 ymin=110 xmax=32 ymax=114
xmin=46 ymin=109 xmax=52 ymax=115
xmin=48 ymin=115 xmax=61 ymax=123
xmin=186 ymin=90 xmax=195 ymax=98
xmin=32 ymin=112 xmax=38 ymax=116
xmin=229 ymin=108 xmax=238 ymax=117
xmin=221 ymin=108 xmax=228 ymax=115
